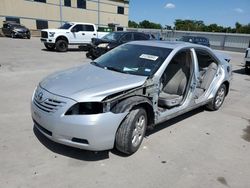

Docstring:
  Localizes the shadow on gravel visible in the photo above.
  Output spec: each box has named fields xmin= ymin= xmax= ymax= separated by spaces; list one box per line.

xmin=146 ymin=106 xmax=206 ymax=136
xmin=33 ymin=126 xmax=109 ymax=161
xmin=33 ymin=106 xmax=206 ymax=159
xmin=41 ymin=48 xmax=84 ymax=52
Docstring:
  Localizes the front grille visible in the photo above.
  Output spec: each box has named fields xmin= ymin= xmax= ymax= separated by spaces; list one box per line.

xmin=34 ymin=98 xmax=66 ymax=113
xmin=41 ymin=31 xmax=48 ymax=38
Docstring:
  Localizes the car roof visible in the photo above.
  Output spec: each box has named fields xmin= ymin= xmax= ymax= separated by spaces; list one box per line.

xmin=113 ymin=31 xmax=147 ymax=34
xmin=128 ymin=40 xmax=207 ymax=50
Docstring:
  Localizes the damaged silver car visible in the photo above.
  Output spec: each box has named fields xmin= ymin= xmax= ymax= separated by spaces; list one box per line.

xmin=31 ymin=41 xmax=232 ymax=154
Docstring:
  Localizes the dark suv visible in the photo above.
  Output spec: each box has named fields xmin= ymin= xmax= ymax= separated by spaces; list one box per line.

xmin=178 ymin=36 xmax=210 ymax=47
xmin=2 ymin=21 xmax=31 ymax=39
xmin=86 ymin=31 xmax=150 ymax=59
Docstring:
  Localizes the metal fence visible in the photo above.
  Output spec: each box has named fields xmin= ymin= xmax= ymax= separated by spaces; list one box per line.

xmin=127 ymin=28 xmax=250 ymax=52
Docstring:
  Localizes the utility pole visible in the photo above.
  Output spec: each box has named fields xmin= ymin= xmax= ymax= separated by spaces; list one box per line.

xmin=59 ymin=0 xmax=63 ymax=26
xmin=98 ymin=0 xmax=100 ymax=27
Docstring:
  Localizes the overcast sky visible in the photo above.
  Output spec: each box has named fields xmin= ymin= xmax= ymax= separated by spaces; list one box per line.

xmin=129 ymin=0 xmax=250 ymax=27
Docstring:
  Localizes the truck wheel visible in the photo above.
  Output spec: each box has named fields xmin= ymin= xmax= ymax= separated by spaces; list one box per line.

xmin=55 ymin=40 xmax=68 ymax=52
xmin=115 ymin=107 xmax=147 ymax=155
xmin=44 ymin=43 xmax=55 ymax=51
xmin=206 ymin=84 xmax=226 ymax=111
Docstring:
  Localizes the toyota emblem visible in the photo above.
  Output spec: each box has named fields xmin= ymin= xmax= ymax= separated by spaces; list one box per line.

xmin=37 ymin=92 xmax=43 ymax=102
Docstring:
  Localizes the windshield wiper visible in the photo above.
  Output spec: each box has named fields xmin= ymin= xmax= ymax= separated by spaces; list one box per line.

xmin=91 ymin=61 xmax=104 ymax=68
xmin=104 ymin=66 xmax=123 ymax=73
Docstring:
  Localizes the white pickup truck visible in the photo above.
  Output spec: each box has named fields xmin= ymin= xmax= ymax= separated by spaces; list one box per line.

xmin=40 ymin=22 xmax=108 ymax=52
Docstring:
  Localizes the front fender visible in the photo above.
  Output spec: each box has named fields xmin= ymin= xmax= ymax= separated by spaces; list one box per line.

xmin=111 ymin=96 xmax=153 ymax=113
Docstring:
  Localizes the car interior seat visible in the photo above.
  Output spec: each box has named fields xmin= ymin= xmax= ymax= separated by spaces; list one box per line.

xmin=158 ymin=52 xmax=190 ymax=108
xmin=195 ymin=62 xmax=218 ymax=96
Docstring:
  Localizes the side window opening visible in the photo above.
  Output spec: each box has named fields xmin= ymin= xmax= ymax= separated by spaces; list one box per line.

xmin=120 ymin=33 xmax=132 ymax=43
xmin=158 ymin=50 xmax=192 ymax=109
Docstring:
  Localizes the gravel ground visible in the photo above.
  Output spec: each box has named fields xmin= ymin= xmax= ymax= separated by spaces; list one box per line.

xmin=0 ymin=37 xmax=249 ymax=188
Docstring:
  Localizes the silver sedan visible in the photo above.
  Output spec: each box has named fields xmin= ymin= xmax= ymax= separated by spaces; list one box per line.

xmin=31 ymin=41 xmax=232 ymax=155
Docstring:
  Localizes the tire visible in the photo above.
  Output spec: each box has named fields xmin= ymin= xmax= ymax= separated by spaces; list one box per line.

xmin=11 ymin=32 xmax=15 ymax=38
xmin=27 ymin=35 xmax=31 ymax=39
xmin=206 ymin=84 xmax=226 ymax=111
xmin=245 ymin=66 xmax=250 ymax=74
xmin=115 ymin=107 xmax=147 ymax=155
xmin=44 ymin=43 xmax=55 ymax=51
xmin=55 ymin=40 xmax=68 ymax=52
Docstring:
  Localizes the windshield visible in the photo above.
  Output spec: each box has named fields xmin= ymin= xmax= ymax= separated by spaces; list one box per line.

xmin=59 ymin=23 xmax=73 ymax=29
xmin=102 ymin=32 xmax=124 ymax=41
xmin=92 ymin=44 xmax=172 ymax=77
xmin=13 ymin=25 xmax=25 ymax=29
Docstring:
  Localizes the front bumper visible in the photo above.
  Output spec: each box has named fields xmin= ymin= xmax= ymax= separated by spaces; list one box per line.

xmin=244 ymin=59 xmax=250 ymax=67
xmin=40 ymin=38 xmax=56 ymax=43
xmin=31 ymin=87 xmax=127 ymax=151
xmin=87 ymin=47 xmax=107 ymax=59
xmin=14 ymin=31 xmax=30 ymax=38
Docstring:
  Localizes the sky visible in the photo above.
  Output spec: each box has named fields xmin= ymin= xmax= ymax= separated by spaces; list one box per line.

xmin=129 ymin=0 xmax=250 ymax=27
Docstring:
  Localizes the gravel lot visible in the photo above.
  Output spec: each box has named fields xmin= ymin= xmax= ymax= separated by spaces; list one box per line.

xmin=0 ymin=37 xmax=249 ymax=188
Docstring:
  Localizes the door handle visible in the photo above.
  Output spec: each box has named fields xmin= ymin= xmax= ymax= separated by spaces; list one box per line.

xmin=82 ymin=33 xmax=85 ymax=35
xmin=93 ymin=33 xmax=96 ymax=36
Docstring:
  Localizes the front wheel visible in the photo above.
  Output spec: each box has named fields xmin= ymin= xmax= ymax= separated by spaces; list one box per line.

xmin=11 ymin=32 xmax=15 ymax=38
xmin=115 ymin=107 xmax=147 ymax=155
xmin=206 ymin=84 xmax=226 ymax=111
xmin=44 ymin=43 xmax=55 ymax=51
xmin=55 ymin=40 xmax=68 ymax=52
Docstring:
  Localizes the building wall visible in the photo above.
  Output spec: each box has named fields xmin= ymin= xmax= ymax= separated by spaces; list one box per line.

xmin=0 ymin=0 xmax=129 ymax=29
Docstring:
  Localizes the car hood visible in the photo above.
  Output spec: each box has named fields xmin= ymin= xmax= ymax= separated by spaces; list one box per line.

xmin=92 ymin=38 xmax=115 ymax=45
xmin=40 ymin=63 xmax=147 ymax=102
xmin=13 ymin=27 xmax=29 ymax=32
xmin=42 ymin=29 xmax=67 ymax=33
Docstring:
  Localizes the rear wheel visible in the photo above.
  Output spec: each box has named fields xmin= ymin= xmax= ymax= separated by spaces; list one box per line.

xmin=55 ymin=40 xmax=68 ymax=52
xmin=115 ymin=107 xmax=147 ymax=155
xmin=44 ymin=43 xmax=55 ymax=51
xmin=206 ymin=84 xmax=226 ymax=111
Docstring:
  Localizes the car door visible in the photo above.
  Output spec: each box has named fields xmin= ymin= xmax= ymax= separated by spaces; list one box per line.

xmin=156 ymin=48 xmax=198 ymax=123
xmin=82 ymin=24 xmax=97 ymax=43
xmin=2 ymin=23 xmax=11 ymax=36
xmin=70 ymin=24 xmax=84 ymax=43
xmin=193 ymin=48 xmax=220 ymax=103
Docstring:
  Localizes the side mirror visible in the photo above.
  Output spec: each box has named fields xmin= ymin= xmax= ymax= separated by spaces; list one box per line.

xmin=71 ymin=28 xmax=77 ymax=33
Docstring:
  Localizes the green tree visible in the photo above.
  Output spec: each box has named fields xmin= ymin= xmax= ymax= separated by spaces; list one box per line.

xmin=128 ymin=20 xmax=139 ymax=28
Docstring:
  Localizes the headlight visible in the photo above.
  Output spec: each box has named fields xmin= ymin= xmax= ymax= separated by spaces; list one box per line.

xmin=97 ymin=43 xmax=109 ymax=48
xmin=49 ymin=32 xmax=55 ymax=37
xmin=65 ymin=102 xmax=104 ymax=115
xmin=13 ymin=29 xmax=19 ymax=32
